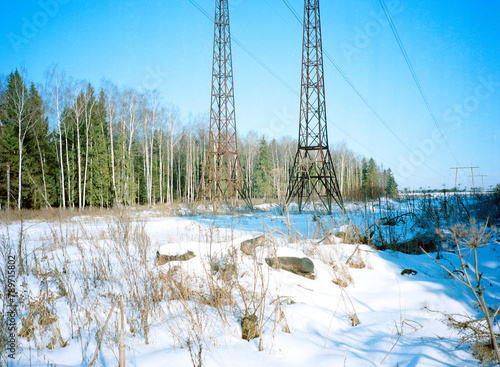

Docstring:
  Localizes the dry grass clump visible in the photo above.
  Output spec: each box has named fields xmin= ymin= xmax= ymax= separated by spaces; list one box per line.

xmin=337 ymin=224 xmax=370 ymax=245
xmin=106 ymin=216 xmax=164 ymax=345
xmin=347 ymin=257 xmax=366 ymax=269
xmin=311 ymin=243 xmax=368 ymax=287
xmin=472 ymin=339 xmax=499 ymax=366
xmin=210 ymin=249 xmax=238 ymax=284
xmin=205 ymin=250 xmax=238 ymax=312
xmin=17 ymin=290 xmax=67 ymax=350
xmin=160 ymin=265 xmax=193 ymax=301
xmin=157 ymin=264 xmax=216 ymax=366
xmin=331 ymin=264 xmax=353 ymax=288
xmin=156 ymin=245 xmax=266 ymax=360
xmin=345 ymin=246 xmax=367 ymax=269
xmin=321 ymin=246 xmax=354 ymax=287
xmin=424 ymin=305 xmax=499 ymax=366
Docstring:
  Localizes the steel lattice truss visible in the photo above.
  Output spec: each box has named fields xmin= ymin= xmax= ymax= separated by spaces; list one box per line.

xmin=286 ymin=0 xmax=344 ymax=213
xmin=196 ymin=0 xmax=250 ymax=207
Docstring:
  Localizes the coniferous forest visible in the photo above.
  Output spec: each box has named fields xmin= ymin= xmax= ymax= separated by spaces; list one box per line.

xmin=0 ymin=68 xmax=398 ymax=210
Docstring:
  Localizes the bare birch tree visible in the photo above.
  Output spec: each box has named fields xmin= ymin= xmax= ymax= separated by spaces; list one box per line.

xmin=82 ymin=84 xmax=97 ymax=209
xmin=5 ymin=69 xmax=37 ymax=210
xmin=102 ymin=80 xmax=119 ymax=204
xmin=44 ymin=65 xmax=67 ymax=207
xmin=67 ymin=80 xmax=87 ymax=209
xmin=120 ymin=88 xmax=142 ymax=205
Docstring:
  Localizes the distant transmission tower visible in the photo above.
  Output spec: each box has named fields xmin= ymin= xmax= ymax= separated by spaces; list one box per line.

xmin=196 ymin=0 xmax=250 ymax=207
xmin=286 ymin=0 xmax=343 ymax=213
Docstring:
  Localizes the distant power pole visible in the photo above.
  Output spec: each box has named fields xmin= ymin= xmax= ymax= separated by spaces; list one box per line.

xmin=450 ymin=166 xmax=479 ymax=192
xmin=474 ymin=174 xmax=487 ymax=192
xmin=196 ymin=0 xmax=251 ymax=207
xmin=286 ymin=0 xmax=343 ymax=213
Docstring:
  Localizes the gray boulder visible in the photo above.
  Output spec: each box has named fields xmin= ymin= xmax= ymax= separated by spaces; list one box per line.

xmin=241 ymin=314 xmax=259 ymax=341
xmin=155 ymin=250 xmax=195 ymax=266
xmin=240 ymin=236 xmax=266 ymax=256
xmin=265 ymin=256 xmax=315 ymax=279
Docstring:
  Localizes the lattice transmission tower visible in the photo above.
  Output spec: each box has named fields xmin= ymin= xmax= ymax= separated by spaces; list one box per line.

xmin=286 ymin=0 xmax=344 ymax=213
xmin=196 ymin=0 xmax=250 ymax=207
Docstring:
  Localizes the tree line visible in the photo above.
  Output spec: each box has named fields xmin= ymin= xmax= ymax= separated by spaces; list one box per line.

xmin=0 ymin=67 xmax=398 ymax=210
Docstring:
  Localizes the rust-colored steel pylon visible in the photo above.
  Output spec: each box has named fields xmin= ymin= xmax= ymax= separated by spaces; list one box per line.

xmin=286 ymin=0 xmax=343 ymax=213
xmin=196 ymin=0 xmax=250 ymax=207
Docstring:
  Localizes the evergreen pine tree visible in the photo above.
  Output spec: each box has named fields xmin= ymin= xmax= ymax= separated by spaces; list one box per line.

xmin=23 ymin=82 xmax=54 ymax=208
xmin=87 ymin=88 xmax=112 ymax=207
xmin=59 ymin=105 xmax=75 ymax=208
xmin=0 ymin=75 xmax=18 ymax=208
xmin=0 ymin=70 xmax=34 ymax=209
xmin=252 ymin=137 xmax=273 ymax=198
xmin=362 ymin=158 xmax=377 ymax=198
xmin=386 ymin=168 xmax=398 ymax=197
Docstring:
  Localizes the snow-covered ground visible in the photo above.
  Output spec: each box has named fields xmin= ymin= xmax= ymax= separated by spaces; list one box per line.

xmin=1 ymin=205 xmax=499 ymax=366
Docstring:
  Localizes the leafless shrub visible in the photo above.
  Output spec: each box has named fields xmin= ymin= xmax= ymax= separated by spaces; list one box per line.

xmin=109 ymin=217 xmax=160 ymax=345
xmin=159 ymin=266 xmax=212 ymax=365
xmin=234 ymin=253 xmax=270 ymax=350
xmin=338 ymin=223 xmax=369 ymax=245
xmin=203 ymin=249 xmax=238 ymax=319
xmin=423 ymin=219 xmax=500 ymax=365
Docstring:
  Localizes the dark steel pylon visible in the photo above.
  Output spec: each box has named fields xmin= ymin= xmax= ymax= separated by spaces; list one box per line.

xmin=196 ymin=0 xmax=251 ymax=207
xmin=286 ymin=0 xmax=344 ymax=213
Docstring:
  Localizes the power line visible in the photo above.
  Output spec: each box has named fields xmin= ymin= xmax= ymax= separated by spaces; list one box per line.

xmin=280 ymin=0 xmax=447 ymax=178
xmin=323 ymin=49 xmax=415 ymax=156
xmin=189 ymin=0 xmax=385 ymax=167
xmin=264 ymin=0 xmax=297 ymax=32
xmin=378 ymin=0 xmax=460 ymax=165
xmin=280 ymin=0 xmax=397 ymax=169
xmin=282 ymin=0 xmax=412 ymax=155
xmin=187 ymin=0 xmax=299 ymax=97
xmin=332 ymin=124 xmax=398 ymax=168
xmin=190 ymin=0 xmax=448 ymax=179
xmin=282 ymin=0 xmax=302 ymax=24
xmin=231 ymin=38 xmax=298 ymax=97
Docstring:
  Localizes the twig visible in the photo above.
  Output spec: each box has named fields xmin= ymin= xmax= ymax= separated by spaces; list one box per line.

xmin=345 ymin=245 xmax=360 ymax=265
xmin=119 ymin=295 xmax=126 ymax=367
xmin=380 ymin=334 xmax=402 ymax=365
xmin=87 ymin=300 xmax=116 ymax=367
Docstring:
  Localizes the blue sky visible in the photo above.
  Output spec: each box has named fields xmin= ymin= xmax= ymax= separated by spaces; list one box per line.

xmin=1 ymin=0 xmax=499 ymax=190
